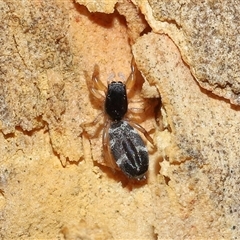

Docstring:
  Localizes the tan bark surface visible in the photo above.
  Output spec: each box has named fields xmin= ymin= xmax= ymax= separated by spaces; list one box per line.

xmin=0 ymin=0 xmax=238 ymax=239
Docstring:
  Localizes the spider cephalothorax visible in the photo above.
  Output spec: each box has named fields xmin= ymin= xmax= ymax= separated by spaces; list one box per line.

xmin=105 ymin=81 xmax=128 ymax=121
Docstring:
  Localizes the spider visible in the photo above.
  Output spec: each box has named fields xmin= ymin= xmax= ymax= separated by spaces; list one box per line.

xmin=84 ymin=59 xmax=154 ymax=180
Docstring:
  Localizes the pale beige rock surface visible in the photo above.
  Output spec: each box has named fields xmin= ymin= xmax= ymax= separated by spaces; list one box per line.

xmin=0 ymin=0 xmax=239 ymax=239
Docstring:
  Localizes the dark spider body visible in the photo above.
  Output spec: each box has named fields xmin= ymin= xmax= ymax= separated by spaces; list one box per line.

xmin=108 ymin=120 xmax=149 ymax=179
xmin=105 ymin=81 xmax=149 ymax=180
xmin=105 ymin=82 xmax=128 ymax=121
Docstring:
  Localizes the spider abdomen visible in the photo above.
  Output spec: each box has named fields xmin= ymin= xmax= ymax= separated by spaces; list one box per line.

xmin=109 ymin=120 xmax=149 ymax=180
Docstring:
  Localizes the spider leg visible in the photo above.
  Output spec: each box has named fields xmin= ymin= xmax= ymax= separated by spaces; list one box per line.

xmin=89 ymin=87 xmax=105 ymax=102
xmin=92 ymin=64 xmax=107 ymax=92
xmin=81 ymin=112 xmax=104 ymax=129
xmin=128 ymin=107 xmax=145 ymax=115
xmin=85 ymin=64 xmax=107 ymax=102
xmin=125 ymin=57 xmax=136 ymax=92
xmin=102 ymin=120 xmax=118 ymax=170
xmin=128 ymin=98 xmax=153 ymax=116
xmin=127 ymin=98 xmax=145 ymax=118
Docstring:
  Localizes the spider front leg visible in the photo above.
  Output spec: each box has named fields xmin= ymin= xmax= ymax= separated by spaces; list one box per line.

xmin=125 ymin=58 xmax=137 ymax=93
xmin=125 ymin=58 xmax=147 ymax=115
xmin=86 ymin=64 xmax=107 ymax=102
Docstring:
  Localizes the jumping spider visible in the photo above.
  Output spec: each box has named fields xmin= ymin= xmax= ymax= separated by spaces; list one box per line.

xmin=84 ymin=59 xmax=154 ymax=180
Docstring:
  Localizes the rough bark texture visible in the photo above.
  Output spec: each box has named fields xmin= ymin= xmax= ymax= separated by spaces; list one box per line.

xmin=136 ymin=0 xmax=240 ymax=105
xmin=0 ymin=0 xmax=239 ymax=239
